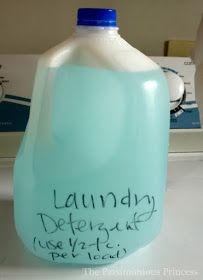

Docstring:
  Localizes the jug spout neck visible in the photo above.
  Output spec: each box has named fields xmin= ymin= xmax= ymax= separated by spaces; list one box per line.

xmin=74 ymin=26 xmax=119 ymax=37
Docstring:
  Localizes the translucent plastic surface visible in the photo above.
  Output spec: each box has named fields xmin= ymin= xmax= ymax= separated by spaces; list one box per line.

xmin=14 ymin=64 xmax=169 ymax=265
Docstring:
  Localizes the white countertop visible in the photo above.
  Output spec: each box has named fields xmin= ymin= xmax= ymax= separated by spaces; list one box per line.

xmin=0 ymin=154 xmax=203 ymax=280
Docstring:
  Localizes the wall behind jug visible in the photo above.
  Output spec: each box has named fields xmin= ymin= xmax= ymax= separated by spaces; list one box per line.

xmin=0 ymin=0 xmax=203 ymax=55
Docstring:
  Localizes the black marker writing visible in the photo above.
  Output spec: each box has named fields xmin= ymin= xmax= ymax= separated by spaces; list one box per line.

xmin=35 ymin=187 xmax=158 ymax=262
xmin=53 ymin=188 xmax=155 ymax=210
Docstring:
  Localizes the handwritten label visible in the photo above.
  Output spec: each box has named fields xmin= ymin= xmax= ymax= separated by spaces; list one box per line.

xmin=33 ymin=187 xmax=157 ymax=262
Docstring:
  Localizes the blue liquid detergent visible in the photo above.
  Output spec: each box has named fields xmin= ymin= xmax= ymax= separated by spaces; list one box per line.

xmin=14 ymin=64 xmax=169 ymax=265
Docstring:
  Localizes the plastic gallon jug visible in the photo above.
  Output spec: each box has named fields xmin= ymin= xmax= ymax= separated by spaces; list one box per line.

xmin=14 ymin=8 xmax=170 ymax=265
